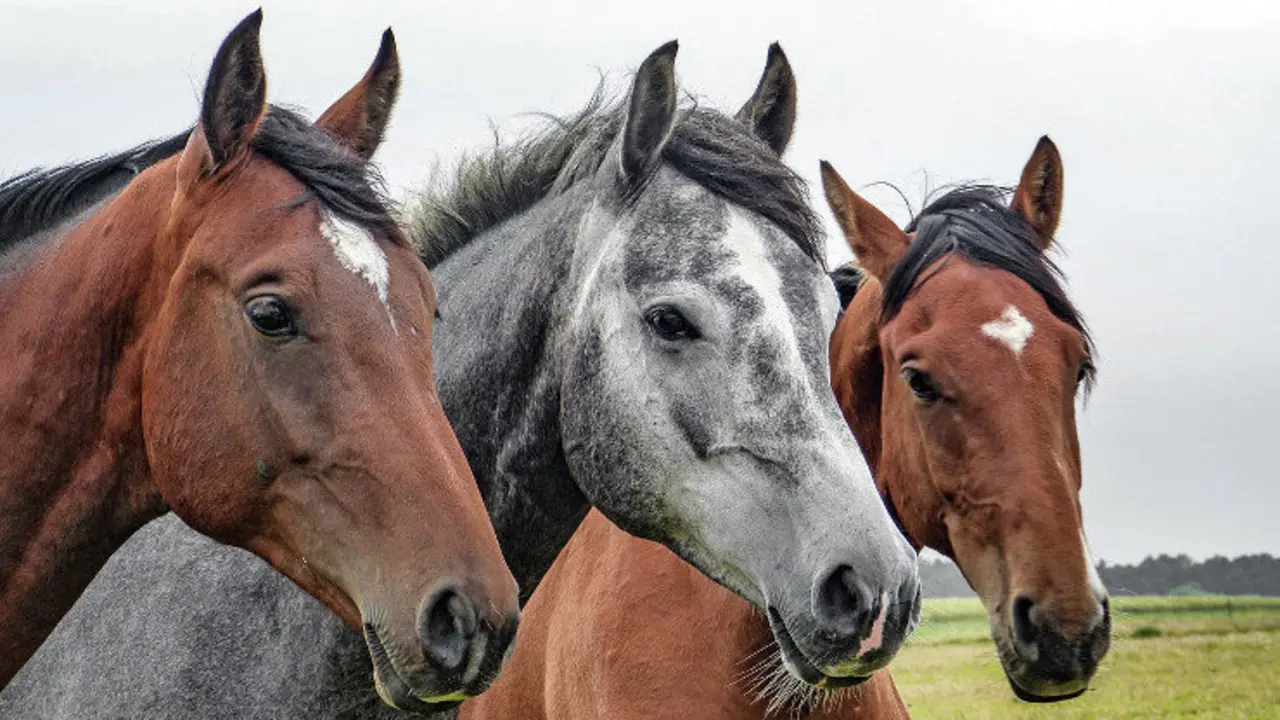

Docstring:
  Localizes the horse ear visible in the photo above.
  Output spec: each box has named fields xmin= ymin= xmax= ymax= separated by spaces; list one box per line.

xmin=1011 ymin=135 xmax=1064 ymax=250
xmin=198 ymin=9 xmax=267 ymax=170
xmin=620 ymin=40 xmax=679 ymax=185
xmin=316 ymin=28 xmax=401 ymax=160
xmin=736 ymin=43 xmax=797 ymax=156
xmin=820 ymin=161 xmax=909 ymax=282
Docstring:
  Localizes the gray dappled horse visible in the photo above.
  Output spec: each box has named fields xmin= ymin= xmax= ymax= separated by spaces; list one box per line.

xmin=2 ymin=42 xmax=919 ymax=717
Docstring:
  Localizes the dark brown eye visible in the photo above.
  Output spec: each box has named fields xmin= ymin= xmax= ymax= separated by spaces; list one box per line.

xmin=245 ymin=295 xmax=297 ymax=338
xmin=902 ymin=367 xmax=943 ymax=403
xmin=645 ymin=305 xmax=700 ymax=342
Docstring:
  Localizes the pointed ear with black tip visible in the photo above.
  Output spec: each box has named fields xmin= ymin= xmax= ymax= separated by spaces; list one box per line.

xmin=1011 ymin=135 xmax=1065 ymax=251
xmin=735 ymin=43 xmax=797 ymax=156
xmin=197 ymin=9 xmax=268 ymax=171
xmin=316 ymin=28 xmax=401 ymax=160
xmin=619 ymin=40 xmax=679 ymax=186
xmin=820 ymin=161 xmax=910 ymax=282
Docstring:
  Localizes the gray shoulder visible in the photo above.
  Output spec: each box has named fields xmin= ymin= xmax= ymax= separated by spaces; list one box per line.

xmin=0 ymin=514 xmax=382 ymax=718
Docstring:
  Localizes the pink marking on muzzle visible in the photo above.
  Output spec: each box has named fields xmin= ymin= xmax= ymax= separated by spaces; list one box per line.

xmin=857 ymin=592 xmax=890 ymax=657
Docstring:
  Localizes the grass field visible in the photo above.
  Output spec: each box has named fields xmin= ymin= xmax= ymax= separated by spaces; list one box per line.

xmin=891 ymin=596 xmax=1280 ymax=719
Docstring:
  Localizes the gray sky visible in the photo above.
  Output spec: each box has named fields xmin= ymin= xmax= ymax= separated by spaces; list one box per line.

xmin=3 ymin=0 xmax=1278 ymax=564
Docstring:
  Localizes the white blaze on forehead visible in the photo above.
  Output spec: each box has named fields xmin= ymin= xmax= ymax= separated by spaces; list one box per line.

xmin=722 ymin=209 xmax=812 ymax=387
xmin=319 ymin=212 xmax=392 ymax=318
xmin=981 ymin=304 xmax=1035 ymax=355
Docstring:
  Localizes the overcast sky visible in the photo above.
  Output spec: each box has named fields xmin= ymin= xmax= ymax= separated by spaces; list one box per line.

xmin=3 ymin=1 xmax=1277 ymax=564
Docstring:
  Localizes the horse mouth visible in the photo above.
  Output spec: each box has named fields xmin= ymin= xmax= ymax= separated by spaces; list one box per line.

xmin=363 ymin=623 xmax=466 ymax=713
xmin=1004 ymin=671 xmax=1088 ymax=704
xmin=766 ymin=607 xmax=871 ymax=690
xmin=993 ymin=633 xmax=1090 ymax=703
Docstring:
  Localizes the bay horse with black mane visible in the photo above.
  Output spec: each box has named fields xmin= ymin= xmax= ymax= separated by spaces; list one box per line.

xmin=461 ymin=137 xmax=1109 ymax=718
xmin=1 ymin=41 xmax=920 ymax=719
xmin=0 ymin=11 xmax=519 ymax=711
xmin=823 ymin=140 xmax=1110 ymax=703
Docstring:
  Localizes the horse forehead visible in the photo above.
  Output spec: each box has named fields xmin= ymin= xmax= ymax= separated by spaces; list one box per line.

xmin=205 ymin=180 xmax=398 ymax=322
xmin=913 ymin=261 xmax=1054 ymax=342
xmin=622 ymin=178 xmax=828 ymax=325
xmin=717 ymin=209 xmax=836 ymax=396
xmin=318 ymin=213 xmax=391 ymax=310
xmin=981 ymin=304 xmax=1035 ymax=356
xmin=718 ymin=209 xmax=827 ymax=318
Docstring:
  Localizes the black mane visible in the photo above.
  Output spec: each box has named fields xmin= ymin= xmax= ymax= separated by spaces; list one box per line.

xmin=251 ymin=107 xmax=400 ymax=240
xmin=0 ymin=105 xmax=400 ymax=263
xmin=409 ymin=88 xmax=823 ymax=267
xmin=830 ymin=263 xmax=865 ymax=310
xmin=883 ymin=185 xmax=1095 ymax=380
xmin=0 ymin=132 xmax=189 ymax=248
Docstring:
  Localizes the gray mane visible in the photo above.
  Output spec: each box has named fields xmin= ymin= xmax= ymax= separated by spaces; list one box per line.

xmin=409 ymin=86 xmax=824 ymax=268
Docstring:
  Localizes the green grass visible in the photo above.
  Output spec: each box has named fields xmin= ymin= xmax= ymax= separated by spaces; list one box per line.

xmin=892 ymin=596 xmax=1280 ymax=719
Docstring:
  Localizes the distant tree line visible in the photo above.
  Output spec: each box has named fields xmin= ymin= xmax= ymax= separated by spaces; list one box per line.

xmin=919 ymin=553 xmax=1280 ymax=598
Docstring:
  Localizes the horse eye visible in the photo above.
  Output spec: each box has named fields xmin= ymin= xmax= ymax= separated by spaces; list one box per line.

xmin=645 ymin=305 xmax=701 ymax=342
xmin=245 ymin=295 xmax=297 ymax=338
xmin=902 ymin=367 xmax=943 ymax=404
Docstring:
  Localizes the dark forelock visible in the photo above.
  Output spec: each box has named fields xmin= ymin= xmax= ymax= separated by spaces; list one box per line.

xmin=884 ymin=186 xmax=1095 ymax=378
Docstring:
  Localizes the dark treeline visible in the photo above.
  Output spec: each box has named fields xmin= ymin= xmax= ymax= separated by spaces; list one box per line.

xmin=920 ymin=553 xmax=1280 ymax=598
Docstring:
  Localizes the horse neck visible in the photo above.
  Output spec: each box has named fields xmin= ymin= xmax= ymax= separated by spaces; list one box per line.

xmin=430 ymin=193 xmax=591 ymax=602
xmin=0 ymin=161 xmax=179 ymax=680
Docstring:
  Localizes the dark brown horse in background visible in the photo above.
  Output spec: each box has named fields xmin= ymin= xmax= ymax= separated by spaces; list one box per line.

xmin=464 ymin=137 xmax=1109 ymax=718
xmin=0 ymin=12 xmax=518 ymax=711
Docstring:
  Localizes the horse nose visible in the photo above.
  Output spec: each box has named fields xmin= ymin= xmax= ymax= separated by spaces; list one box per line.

xmin=418 ymin=584 xmax=479 ymax=672
xmin=1010 ymin=593 xmax=1111 ymax=692
xmin=1011 ymin=594 xmax=1039 ymax=652
xmin=417 ymin=581 xmax=521 ymax=691
xmin=814 ymin=564 xmax=878 ymax=639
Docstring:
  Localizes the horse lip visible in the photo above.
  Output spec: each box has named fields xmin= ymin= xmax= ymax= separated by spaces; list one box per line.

xmin=765 ymin=607 xmax=871 ymax=689
xmin=994 ymin=621 xmax=1093 ymax=703
xmin=364 ymin=623 xmax=466 ymax=712
xmin=1004 ymin=669 xmax=1088 ymax=703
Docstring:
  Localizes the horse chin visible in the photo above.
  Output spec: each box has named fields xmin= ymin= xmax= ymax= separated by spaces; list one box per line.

xmin=364 ymin=623 xmax=466 ymax=714
xmin=766 ymin=607 xmax=871 ymax=690
xmin=1004 ymin=670 xmax=1088 ymax=704
xmin=992 ymin=626 xmax=1090 ymax=703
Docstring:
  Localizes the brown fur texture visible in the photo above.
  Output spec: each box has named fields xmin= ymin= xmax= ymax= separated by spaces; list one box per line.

xmin=0 ymin=16 xmax=517 ymax=702
xmin=826 ymin=140 xmax=1108 ymax=702
xmin=463 ymin=512 xmax=908 ymax=720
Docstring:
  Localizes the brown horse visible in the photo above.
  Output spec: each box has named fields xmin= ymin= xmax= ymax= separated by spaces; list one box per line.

xmin=462 ymin=137 xmax=1108 ymax=718
xmin=823 ymin=139 xmax=1109 ymax=704
xmin=0 ymin=12 xmax=518 ymax=711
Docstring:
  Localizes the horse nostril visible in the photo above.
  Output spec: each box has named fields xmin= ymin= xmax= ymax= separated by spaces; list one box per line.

xmin=815 ymin=564 xmax=869 ymax=636
xmin=1012 ymin=594 xmax=1038 ymax=647
xmin=419 ymin=586 xmax=478 ymax=672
